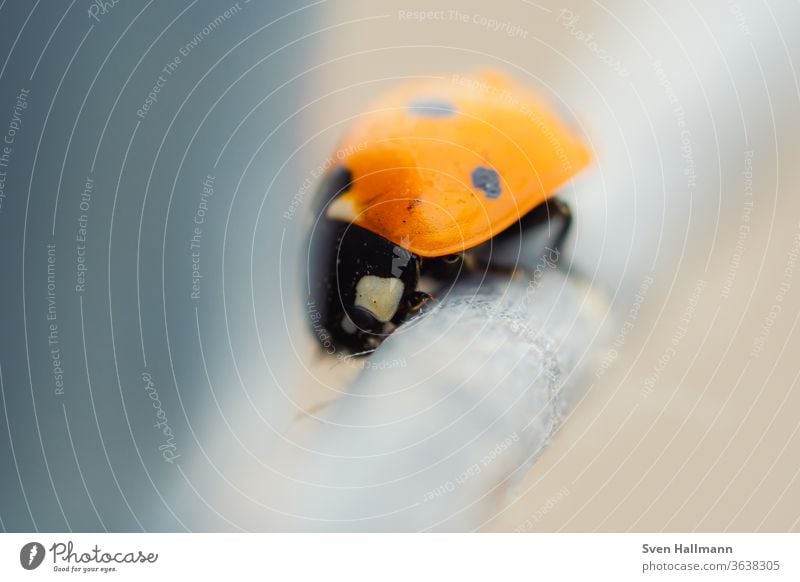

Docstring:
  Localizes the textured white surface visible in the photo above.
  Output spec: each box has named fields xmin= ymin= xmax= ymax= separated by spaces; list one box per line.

xmin=279 ymin=271 xmax=609 ymax=531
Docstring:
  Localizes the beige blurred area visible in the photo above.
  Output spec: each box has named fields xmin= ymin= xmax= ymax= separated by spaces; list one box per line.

xmin=495 ymin=203 xmax=800 ymax=533
xmin=300 ymin=0 xmax=800 ymax=531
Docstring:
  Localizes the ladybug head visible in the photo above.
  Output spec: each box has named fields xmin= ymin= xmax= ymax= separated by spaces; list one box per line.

xmin=308 ymin=217 xmax=422 ymax=355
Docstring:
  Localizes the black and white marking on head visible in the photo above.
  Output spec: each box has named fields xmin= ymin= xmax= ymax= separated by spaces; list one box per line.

xmin=354 ymin=275 xmax=405 ymax=322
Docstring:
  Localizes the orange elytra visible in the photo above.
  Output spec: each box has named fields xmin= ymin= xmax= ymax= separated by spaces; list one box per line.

xmin=325 ymin=70 xmax=590 ymax=257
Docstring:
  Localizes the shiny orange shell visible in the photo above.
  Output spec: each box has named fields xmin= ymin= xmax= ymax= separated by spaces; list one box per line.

xmin=325 ymin=71 xmax=590 ymax=258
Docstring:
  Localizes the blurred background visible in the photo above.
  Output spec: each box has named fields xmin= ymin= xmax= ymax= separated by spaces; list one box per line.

xmin=0 ymin=0 xmax=799 ymax=531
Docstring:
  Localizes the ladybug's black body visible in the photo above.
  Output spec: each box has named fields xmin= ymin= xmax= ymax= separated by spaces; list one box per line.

xmin=307 ymin=167 xmax=571 ymax=354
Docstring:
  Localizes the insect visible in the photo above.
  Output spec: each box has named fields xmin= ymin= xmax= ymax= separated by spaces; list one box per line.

xmin=307 ymin=71 xmax=590 ymax=354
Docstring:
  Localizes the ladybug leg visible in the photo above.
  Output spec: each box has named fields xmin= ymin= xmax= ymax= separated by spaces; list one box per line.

xmin=392 ymin=291 xmax=435 ymax=325
xmin=544 ymin=197 xmax=572 ymax=263
xmin=467 ymin=197 xmax=572 ymax=273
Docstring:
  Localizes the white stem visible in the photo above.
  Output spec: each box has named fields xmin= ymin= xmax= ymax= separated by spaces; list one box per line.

xmin=282 ymin=270 xmax=610 ymax=531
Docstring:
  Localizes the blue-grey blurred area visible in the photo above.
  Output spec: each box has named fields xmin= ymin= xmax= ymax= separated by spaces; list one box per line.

xmin=0 ymin=0 xmax=323 ymax=532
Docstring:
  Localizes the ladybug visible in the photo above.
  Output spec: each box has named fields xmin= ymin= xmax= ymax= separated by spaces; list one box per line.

xmin=306 ymin=71 xmax=590 ymax=355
